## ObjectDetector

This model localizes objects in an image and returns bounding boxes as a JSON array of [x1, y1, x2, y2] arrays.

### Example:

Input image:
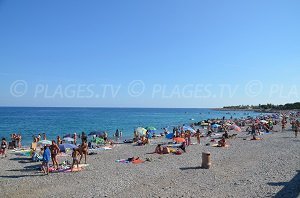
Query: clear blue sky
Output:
[[0, 0, 299, 108]]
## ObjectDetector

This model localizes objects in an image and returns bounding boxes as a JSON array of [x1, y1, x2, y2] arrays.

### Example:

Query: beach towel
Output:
[[49, 167, 83, 173], [132, 159, 144, 164], [116, 159, 130, 163], [212, 144, 230, 148]]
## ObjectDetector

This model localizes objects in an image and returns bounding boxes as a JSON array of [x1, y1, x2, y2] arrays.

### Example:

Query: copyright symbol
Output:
[[245, 80, 263, 97], [128, 80, 145, 97], [10, 80, 28, 97]]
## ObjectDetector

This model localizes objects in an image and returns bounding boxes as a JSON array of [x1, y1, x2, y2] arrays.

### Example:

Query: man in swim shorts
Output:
[[50, 140, 60, 170]]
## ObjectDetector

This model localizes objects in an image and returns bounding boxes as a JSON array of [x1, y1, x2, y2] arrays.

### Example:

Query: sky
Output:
[[0, 0, 300, 108]]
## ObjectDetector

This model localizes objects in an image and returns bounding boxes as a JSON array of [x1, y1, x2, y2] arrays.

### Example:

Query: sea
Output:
[[0, 107, 263, 145]]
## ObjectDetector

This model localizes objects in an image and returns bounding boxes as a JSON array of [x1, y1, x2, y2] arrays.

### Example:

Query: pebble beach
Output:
[[0, 124, 299, 198]]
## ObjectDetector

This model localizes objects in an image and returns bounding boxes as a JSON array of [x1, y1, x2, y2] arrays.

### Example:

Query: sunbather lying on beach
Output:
[[155, 144, 163, 154], [218, 138, 226, 147]]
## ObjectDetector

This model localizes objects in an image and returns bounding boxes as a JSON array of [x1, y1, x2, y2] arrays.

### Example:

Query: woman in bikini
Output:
[[1, 138, 7, 157], [79, 140, 88, 164]]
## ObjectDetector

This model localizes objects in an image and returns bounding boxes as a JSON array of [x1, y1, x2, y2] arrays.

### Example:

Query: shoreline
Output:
[[1, 122, 299, 198]]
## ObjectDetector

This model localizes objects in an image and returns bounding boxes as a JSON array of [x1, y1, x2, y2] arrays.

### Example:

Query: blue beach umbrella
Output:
[[183, 126, 196, 132], [63, 137, 74, 142], [212, 124, 221, 128], [59, 143, 78, 152], [166, 133, 174, 139]]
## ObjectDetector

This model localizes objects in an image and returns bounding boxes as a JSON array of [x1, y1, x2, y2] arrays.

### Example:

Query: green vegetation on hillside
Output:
[[224, 102, 300, 110]]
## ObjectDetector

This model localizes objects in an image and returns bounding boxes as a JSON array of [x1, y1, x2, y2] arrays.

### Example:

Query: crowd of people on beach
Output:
[[1, 111, 299, 175]]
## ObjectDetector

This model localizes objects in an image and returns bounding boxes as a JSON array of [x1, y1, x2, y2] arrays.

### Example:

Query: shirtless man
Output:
[[50, 140, 60, 169]]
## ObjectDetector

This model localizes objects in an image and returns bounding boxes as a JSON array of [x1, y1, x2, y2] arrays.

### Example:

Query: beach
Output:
[[0, 124, 299, 198]]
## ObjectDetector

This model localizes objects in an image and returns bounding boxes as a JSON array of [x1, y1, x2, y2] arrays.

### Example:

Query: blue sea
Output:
[[0, 107, 262, 145]]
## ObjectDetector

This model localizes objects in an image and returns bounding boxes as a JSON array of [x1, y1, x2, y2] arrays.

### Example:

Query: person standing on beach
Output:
[[37, 134, 41, 142], [57, 136, 62, 146], [50, 140, 60, 170], [42, 145, 51, 175], [71, 148, 79, 172], [73, 133, 77, 145], [295, 120, 299, 138], [43, 133, 47, 140], [81, 132, 87, 143], [1, 138, 7, 157], [115, 129, 120, 141], [195, 129, 201, 144], [17, 134, 22, 148], [79, 140, 88, 164]]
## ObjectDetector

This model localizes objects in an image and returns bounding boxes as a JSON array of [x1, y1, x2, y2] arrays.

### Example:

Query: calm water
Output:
[[0, 107, 261, 145]]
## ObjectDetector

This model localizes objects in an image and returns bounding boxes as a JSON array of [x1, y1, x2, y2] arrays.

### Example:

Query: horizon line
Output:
[[0, 105, 223, 109]]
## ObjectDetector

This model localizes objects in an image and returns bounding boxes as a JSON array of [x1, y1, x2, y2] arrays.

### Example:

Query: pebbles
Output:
[[0, 125, 299, 198]]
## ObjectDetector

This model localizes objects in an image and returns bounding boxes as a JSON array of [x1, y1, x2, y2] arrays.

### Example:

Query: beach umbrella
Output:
[[63, 137, 74, 142], [145, 126, 157, 131], [59, 143, 78, 152], [145, 126, 157, 133], [166, 133, 174, 139], [229, 125, 242, 132], [88, 131, 104, 136], [212, 124, 220, 128], [63, 134, 72, 138], [183, 126, 196, 133], [136, 127, 147, 135], [38, 140, 52, 145], [173, 137, 185, 143], [95, 137, 105, 144]]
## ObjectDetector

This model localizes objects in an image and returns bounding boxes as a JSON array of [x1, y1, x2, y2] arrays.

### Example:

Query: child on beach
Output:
[[71, 148, 79, 172]]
